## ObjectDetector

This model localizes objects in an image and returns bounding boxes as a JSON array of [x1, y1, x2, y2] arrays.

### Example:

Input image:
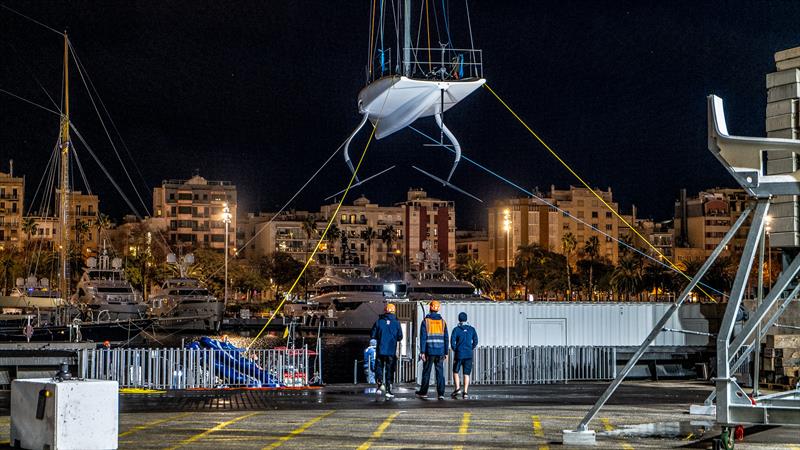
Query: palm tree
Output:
[[324, 223, 340, 264], [301, 214, 318, 260], [561, 232, 577, 300], [455, 258, 493, 293], [21, 217, 38, 240], [583, 235, 600, 300], [381, 225, 396, 263], [301, 214, 317, 298], [73, 220, 90, 247], [611, 255, 644, 301], [515, 245, 547, 300], [93, 213, 112, 243], [361, 226, 377, 267]]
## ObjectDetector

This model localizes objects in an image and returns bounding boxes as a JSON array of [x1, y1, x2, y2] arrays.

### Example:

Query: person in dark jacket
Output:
[[415, 300, 449, 399], [450, 312, 478, 399], [370, 303, 403, 398]]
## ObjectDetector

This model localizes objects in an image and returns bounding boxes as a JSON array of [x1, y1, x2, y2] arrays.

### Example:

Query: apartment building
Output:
[[487, 186, 621, 271], [0, 165, 23, 249], [673, 187, 750, 259], [401, 189, 455, 268], [152, 174, 237, 252]]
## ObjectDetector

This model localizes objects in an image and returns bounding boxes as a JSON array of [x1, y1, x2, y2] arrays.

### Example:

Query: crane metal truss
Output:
[[563, 95, 800, 446]]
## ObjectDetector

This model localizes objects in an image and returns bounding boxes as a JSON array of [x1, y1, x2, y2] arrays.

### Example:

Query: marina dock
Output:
[[0, 381, 797, 448]]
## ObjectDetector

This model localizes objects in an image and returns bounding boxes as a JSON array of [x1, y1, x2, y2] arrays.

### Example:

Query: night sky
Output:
[[2, 1, 800, 230]]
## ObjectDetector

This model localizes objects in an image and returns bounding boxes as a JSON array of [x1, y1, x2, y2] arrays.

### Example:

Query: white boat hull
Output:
[[358, 76, 485, 139]]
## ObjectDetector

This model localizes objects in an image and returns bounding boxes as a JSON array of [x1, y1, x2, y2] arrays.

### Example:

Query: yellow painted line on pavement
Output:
[[532, 415, 548, 450], [120, 412, 191, 438], [263, 410, 334, 449], [600, 418, 634, 449], [453, 412, 472, 450], [357, 411, 401, 450], [163, 412, 260, 450]]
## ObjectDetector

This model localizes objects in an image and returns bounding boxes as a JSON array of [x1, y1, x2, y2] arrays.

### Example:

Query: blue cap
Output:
[[458, 312, 468, 322], [369, 339, 377, 346]]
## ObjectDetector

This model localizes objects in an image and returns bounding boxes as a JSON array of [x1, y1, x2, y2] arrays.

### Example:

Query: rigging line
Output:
[[0, 4, 61, 36], [68, 42, 151, 205], [482, 83, 715, 301], [0, 88, 61, 116], [407, 125, 728, 298], [71, 146, 93, 196], [70, 123, 143, 219], [25, 136, 60, 216], [5, 40, 61, 112], [245, 122, 380, 352], [68, 41, 151, 216], [440, 0, 452, 46], [200, 133, 351, 284], [430, 0, 442, 46], [425, 0, 432, 72], [464, 0, 475, 75], [368, 0, 376, 76]]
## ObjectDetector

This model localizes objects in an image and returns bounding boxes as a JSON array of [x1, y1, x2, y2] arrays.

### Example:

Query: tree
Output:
[[582, 236, 600, 300], [93, 213, 112, 242], [324, 223, 340, 264], [0, 248, 23, 295], [361, 226, 377, 267], [611, 254, 644, 301], [73, 220, 90, 247], [21, 217, 38, 240], [515, 245, 547, 300], [561, 232, 577, 300], [455, 258, 493, 293], [301, 215, 318, 298], [381, 225, 396, 263]]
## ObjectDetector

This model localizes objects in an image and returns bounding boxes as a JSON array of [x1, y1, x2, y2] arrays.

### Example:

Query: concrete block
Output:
[[768, 83, 800, 102], [768, 128, 800, 139], [689, 404, 716, 416], [562, 429, 596, 446], [11, 378, 119, 450], [769, 230, 800, 247], [776, 47, 800, 63], [769, 200, 797, 218], [767, 99, 798, 117], [767, 69, 800, 89], [766, 113, 798, 132], [777, 56, 800, 71], [766, 334, 800, 348], [766, 155, 797, 173]]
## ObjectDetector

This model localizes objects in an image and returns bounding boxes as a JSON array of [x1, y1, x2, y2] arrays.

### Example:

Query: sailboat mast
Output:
[[403, 0, 411, 76], [59, 32, 71, 299]]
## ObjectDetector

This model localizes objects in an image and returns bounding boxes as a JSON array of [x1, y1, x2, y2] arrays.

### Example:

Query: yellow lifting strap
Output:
[[482, 83, 715, 302]]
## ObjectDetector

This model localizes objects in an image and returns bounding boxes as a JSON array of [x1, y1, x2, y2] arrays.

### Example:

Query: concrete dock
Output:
[[0, 381, 798, 449]]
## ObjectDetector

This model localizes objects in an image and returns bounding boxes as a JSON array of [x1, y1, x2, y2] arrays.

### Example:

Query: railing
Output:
[[429, 346, 616, 385], [355, 346, 616, 386], [79, 347, 310, 389], [405, 47, 483, 80]]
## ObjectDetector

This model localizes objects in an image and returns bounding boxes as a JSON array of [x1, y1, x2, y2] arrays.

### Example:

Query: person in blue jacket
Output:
[[450, 312, 478, 399], [415, 300, 449, 399], [363, 339, 377, 384], [370, 303, 403, 398]]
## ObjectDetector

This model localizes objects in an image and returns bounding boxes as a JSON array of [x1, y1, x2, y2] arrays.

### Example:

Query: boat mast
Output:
[[59, 32, 71, 299], [403, 0, 411, 76]]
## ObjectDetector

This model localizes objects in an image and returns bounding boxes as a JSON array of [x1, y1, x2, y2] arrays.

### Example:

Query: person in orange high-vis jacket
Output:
[[415, 300, 449, 399]]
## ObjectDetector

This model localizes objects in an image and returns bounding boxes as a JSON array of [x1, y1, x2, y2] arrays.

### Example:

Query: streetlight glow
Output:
[[503, 208, 511, 300], [222, 202, 232, 307]]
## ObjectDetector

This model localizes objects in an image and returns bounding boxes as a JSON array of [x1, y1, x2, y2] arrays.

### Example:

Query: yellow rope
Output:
[[482, 83, 714, 301], [246, 124, 379, 351]]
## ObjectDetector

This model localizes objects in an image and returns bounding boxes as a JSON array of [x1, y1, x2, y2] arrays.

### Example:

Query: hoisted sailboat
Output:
[[343, 0, 485, 200]]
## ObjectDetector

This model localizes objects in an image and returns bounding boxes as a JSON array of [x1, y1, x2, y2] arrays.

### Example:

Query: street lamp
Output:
[[503, 208, 511, 300], [222, 202, 232, 307]]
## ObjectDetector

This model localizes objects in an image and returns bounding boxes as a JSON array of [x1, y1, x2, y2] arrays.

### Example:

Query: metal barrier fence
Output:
[[79, 347, 310, 389], [355, 346, 616, 386], [432, 346, 616, 385]]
